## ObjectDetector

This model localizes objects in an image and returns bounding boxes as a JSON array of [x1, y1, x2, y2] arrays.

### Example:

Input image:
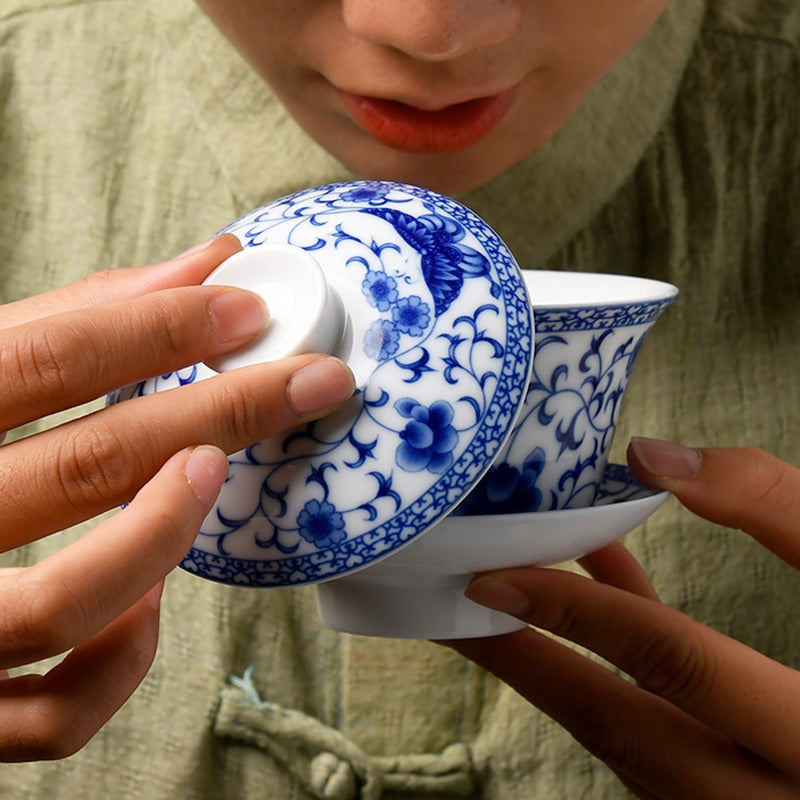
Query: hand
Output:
[[0, 236, 355, 761], [447, 439, 800, 799]]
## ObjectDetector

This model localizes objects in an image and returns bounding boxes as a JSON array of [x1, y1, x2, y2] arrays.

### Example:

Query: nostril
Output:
[[342, 1, 456, 60]]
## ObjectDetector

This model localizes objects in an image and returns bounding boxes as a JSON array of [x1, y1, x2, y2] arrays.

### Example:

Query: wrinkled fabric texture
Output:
[[215, 668, 475, 799], [0, 0, 798, 797]]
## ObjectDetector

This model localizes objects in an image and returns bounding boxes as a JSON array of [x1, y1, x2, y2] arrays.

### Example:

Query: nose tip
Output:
[[342, 0, 522, 62]]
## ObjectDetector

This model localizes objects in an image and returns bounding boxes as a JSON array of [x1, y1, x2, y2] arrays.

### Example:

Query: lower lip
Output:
[[336, 87, 518, 153]]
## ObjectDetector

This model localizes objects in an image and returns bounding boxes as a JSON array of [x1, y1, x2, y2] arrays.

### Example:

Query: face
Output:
[[196, 0, 671, 193]]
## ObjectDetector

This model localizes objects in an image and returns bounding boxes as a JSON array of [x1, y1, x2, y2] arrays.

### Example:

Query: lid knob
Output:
[[203, 244, 346, 372]]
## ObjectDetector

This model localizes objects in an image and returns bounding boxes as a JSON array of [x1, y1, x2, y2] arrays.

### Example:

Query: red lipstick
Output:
[[336, 87, 518, 153]]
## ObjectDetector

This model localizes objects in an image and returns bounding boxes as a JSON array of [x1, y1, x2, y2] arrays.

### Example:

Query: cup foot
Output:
[[315, 573, 526, 639]]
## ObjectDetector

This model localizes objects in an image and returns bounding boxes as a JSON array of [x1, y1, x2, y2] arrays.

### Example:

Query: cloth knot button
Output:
[[213, 668, 475, 799]]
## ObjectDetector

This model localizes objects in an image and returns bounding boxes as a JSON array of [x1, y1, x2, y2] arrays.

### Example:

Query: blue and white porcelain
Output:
[[454, 271, 678, 515], [110, 181, 534, 587], [316, 463, 670, 639]]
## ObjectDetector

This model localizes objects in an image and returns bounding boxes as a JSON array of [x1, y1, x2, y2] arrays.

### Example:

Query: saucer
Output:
[[314, 463, 670, 639]]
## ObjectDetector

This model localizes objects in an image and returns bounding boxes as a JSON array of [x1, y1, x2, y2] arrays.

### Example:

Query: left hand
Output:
[[0, 237, 356, 760], [447, 439, 800, 799]]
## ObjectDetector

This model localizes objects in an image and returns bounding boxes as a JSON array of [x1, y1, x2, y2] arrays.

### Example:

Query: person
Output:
[[0, 0, 797, 797]]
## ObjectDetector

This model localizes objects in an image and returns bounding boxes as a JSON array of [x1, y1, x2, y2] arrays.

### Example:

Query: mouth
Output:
[[335, 86, 519, 153]]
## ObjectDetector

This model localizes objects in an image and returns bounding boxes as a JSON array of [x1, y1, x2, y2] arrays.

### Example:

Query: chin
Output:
[[344, 150, 518, 195], [326, 131, 533, 195]]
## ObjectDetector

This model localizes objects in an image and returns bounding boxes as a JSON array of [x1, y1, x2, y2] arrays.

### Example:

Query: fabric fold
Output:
[[214, 668, 475, 800]]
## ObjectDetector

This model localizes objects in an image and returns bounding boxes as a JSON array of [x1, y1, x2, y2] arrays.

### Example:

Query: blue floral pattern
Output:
[[297, 500, 346, 547], [454, 449, 546, 515], [362, 270, 399, 311], [395, 398, 459, 474], [391, 295, 431, 336], [363, 319, 400, 361], [461, 295, 674, 514], [110, 181, 534, 586]]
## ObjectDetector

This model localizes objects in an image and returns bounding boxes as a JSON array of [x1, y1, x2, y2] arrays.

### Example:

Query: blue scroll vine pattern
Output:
[[455, 299, 671, 516], [110, 182, 530, 582]]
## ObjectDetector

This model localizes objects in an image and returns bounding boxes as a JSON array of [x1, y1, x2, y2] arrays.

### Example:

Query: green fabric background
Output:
[[0, 0, 798, 797]]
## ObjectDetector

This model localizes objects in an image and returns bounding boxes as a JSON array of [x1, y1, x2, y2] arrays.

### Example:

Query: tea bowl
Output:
[[454, 270, 678, 516], [109, 181, 535, 587]]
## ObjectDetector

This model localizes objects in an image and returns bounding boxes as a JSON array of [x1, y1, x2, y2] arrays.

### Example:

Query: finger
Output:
[[450, 628, 795, 799], [0, 588, 163, 761], [0, 355, 355, 550], [464, 567, 800, 780], [577, 541, 660, 601], [0, 445, 227, 669], [0, 283, 268, 431], [628, 439, 800, 569], [0, 234, 242, 330]]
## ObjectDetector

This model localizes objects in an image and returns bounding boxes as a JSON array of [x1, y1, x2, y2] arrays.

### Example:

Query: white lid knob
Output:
[[203, 244, 346, 372]]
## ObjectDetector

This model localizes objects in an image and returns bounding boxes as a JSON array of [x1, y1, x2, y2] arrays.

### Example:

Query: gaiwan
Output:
[[109, 181, 535, 587]]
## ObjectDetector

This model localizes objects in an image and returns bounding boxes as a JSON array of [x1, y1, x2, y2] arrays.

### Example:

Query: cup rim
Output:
[[523, 269, 679, 309]]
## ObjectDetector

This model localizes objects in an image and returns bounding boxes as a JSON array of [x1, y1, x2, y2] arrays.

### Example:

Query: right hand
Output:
[[0, 235, 355, 761], [449, 443, 800, 799]]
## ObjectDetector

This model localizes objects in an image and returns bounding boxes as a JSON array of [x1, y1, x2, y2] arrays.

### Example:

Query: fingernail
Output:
[[184, 445, 230, 504], [465, 576, 529, 617], [144, 580, 165, 611], [287, 357, 355, 415], [629, 437, 701, 481], [208, 289, 269, 343]]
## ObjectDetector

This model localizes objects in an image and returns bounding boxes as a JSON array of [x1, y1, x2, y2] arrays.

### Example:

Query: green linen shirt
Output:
[[0, 1, 798, 798]]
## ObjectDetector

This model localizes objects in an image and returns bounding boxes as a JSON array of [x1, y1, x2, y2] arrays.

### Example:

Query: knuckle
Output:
[[740, 448, 796, 514], [133, 292, 196, 357], [540, 593, 593, 646], [632, 626, 715, 711], [53, 422, 144, 508], [212, 380, 266, 446], [1, 577, 84, 661], [1, 327, 72, 402], [134, 501, 194, 557], [72, 267, 118, 300], [0, 319, 110, 413]]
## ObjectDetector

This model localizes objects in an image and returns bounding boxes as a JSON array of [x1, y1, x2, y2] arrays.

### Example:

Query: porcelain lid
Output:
[[120, 182, 535, 586]]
